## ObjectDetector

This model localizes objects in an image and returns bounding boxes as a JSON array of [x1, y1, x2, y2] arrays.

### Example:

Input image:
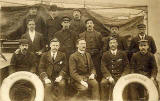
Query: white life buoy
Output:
[[0, 71, 44, 101], [113, 73, 159, 101]]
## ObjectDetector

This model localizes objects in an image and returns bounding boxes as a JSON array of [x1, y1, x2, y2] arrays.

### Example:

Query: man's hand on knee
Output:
[[80, 80, 88, 88]]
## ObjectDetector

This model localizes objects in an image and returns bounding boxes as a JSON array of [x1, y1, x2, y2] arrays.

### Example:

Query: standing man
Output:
[[69, 38, 100, 100], [54, 16, 77, 60], [7, 5, 46, 40], [9, 39, 36, 101], [130, 24, 157, 56], [79, 19, 103, 82], [130, 40, 158, 100], [46, 5, 62, 43], [39, 38, 67, 101], [103, 25, 128, 52], [21, 19, 45, 55], [70, 8, 85, 38], [100, 37, 129, 101]]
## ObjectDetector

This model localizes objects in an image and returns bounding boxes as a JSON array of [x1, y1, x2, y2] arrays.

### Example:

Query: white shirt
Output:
[[111, 49, 117, 55], [78, 49, 85, 56], [29, 30, 35, 42], [51, 51, 57, 60], [139, 34, 145, 40]]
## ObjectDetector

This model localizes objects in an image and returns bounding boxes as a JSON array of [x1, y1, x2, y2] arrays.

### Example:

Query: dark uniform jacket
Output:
[[103, 34, 128, 52], [129, 35, 157, 54], [9, 51, 36, 73], [130, 51, 157, 78], [7, 14, 46, 40], [46, 16, 62, 42], [39, 51, 67, 80], [54, 29, 77, 58], [70, 19, 85, 37], [21, 31, 45, 53], [79, 30, 103, 56], [69, 51, 96, 82], [101, 50, 129, 80]]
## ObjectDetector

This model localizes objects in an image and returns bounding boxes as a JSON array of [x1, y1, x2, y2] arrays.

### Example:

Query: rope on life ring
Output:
[[113, 73, 159, 101], [0, 71, 44, 101]]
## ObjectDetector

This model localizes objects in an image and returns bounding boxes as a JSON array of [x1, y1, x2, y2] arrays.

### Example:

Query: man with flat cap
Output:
[[54, 16, 77, 60], [39, 38, 67, 101], [100, 37, 129, 101], [9, 39, 37, 101], [79, 18, 103, 82], [130, 39, 158, 100], [7, 5, 46, 40], [103, 25, 128, 52], [129, 24, 157, 57], [70, 8, 86, 38], [46, 5, 62, 44]]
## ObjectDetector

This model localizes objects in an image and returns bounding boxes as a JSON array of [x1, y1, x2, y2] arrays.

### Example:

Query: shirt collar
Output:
[[78, 49, 85, 55], [110, 49, 117, 55], [29, 30, 35, 35], [51, 51, 57, 59], [139, 34, 145, 39]]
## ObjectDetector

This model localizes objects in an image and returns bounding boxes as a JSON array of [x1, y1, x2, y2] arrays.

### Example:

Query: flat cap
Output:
[[85, 18, 93, 24], [49, 5, 57, 11], [19, 39, 29, 44], [50, 37, 60, 43], [73, 8, 81, 13], [61, 16, 71, 22], [108, 36, 117, 41], [138, 39, 148, 44], [137, 24, 146, 29], [29, 5, 38, 9]]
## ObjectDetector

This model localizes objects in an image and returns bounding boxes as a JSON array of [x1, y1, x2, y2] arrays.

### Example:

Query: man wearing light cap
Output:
[[70, 8, 85, 37], [54, 16, 77, 60], [129, 24, 157, 57], [46, 5, 62, 43], [130, 39, 158, 100]]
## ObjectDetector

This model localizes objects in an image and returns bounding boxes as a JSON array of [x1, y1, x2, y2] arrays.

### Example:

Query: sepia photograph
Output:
[[0, 0, 160, 101]]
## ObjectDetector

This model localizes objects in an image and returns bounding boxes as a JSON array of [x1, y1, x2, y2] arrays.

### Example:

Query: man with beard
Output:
[[130, 40, 158, 100], [70, 9, 85, 38], [54, 16, 77, 60], [100, 37, 129, 101], [9, 39, 36, 101], [9, 39, 36, 74], [103, 25, 128, 52], [79, 19, 103, 82], [129, 24, 157, 56], [7, 5, 46, 40], [69, 38, 100, 100], [39, 38, 67, 101], [46, 5, 62, 44]]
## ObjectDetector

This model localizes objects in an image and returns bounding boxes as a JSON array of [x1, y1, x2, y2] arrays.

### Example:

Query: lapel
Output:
[[32, 32, 38, 44], [47, 51, 54, 64], [53, 51, 62, 64], [25, 32, 32, 44]]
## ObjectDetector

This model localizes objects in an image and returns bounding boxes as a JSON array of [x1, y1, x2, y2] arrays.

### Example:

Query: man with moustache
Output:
[[79, 19, 103, 82], [54, 16, 77, 60], [7, 5, 46, 40], [103, 25, 128, 52], [39, 38, 67, 101], [130, 24, 157, 56], [69, 38, 100, 100], [9, 39, 36, 101], [46, 5, 62, 43], [100, 37, 129, 101], [70, 9, 85, 38], [130, 40, 158, 100]]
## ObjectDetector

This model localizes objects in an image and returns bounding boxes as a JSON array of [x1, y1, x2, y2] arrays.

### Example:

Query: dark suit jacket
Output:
[[129, 35, 157, 54], [101, 50, 129, 80], [69, 51, 96, 82], [21, 31, 45, 53], [130, 51, 157, 78], [39, 51, 67, 80]]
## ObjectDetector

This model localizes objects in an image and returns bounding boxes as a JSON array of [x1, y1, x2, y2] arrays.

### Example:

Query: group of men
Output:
[[8, 4, 158, 101]]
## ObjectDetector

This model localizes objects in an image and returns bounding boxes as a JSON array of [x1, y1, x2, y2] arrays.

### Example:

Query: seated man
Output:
[[100, 37, 129, 101], [38, 38, 67, 101], [69, 38, 100, 100], [9, 39, 37, 101], [130, 39, 158, 100]]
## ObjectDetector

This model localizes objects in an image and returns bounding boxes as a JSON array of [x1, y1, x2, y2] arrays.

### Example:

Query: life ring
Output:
[[0, 71, 44, 101], [113, 73, 159, 101]]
